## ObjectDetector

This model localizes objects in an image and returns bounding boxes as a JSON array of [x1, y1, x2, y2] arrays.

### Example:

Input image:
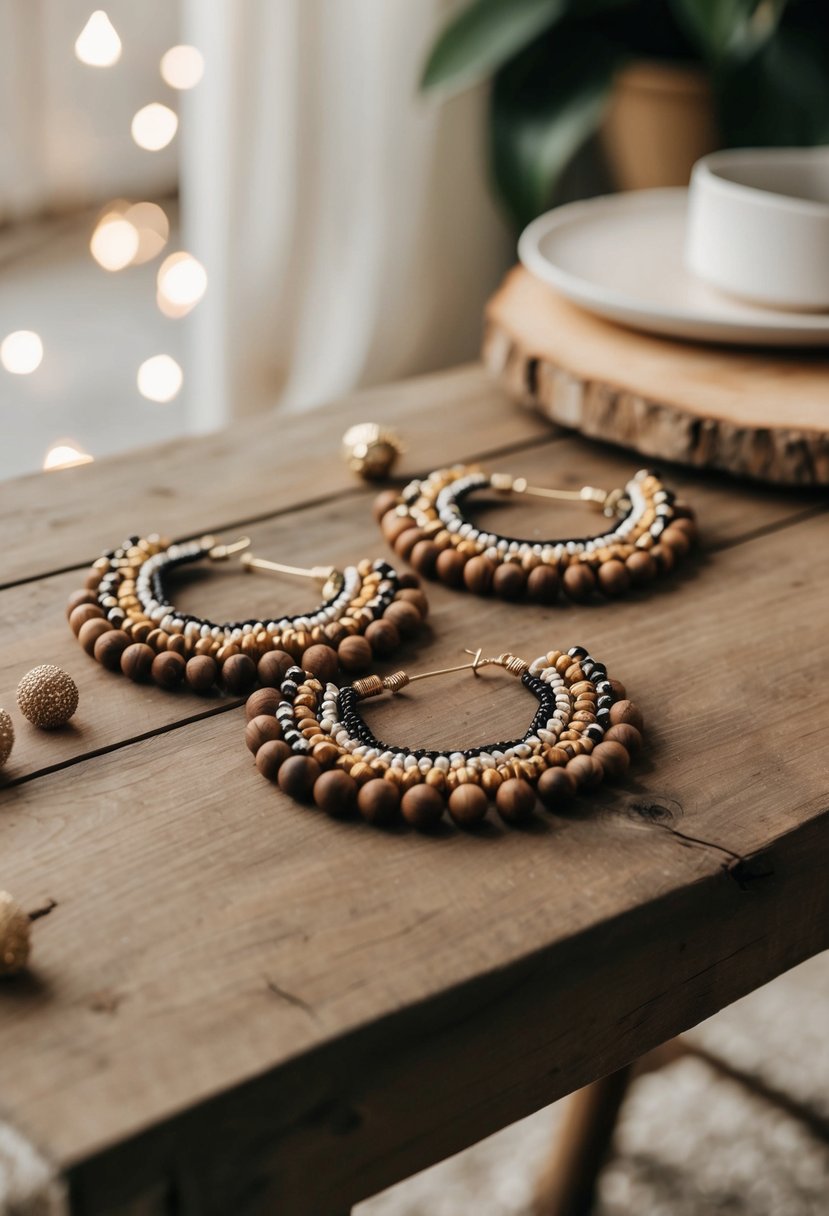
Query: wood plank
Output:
[[0, 434, 818, 784], [0, 365, 551, 587], [0, 511, 827, 1216], [484, 267, 829, 485]]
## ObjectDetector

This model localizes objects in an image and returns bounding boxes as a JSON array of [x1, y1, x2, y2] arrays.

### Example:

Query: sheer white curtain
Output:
[[179, 0, 512, 429]]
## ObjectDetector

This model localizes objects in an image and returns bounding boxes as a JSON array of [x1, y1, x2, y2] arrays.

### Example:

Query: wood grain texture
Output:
[[483, 267, 829, 486], [0, 365, 826, 1216]]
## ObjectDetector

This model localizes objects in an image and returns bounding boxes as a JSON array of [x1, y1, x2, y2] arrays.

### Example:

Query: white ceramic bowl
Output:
[[685, 147, 829, 311]]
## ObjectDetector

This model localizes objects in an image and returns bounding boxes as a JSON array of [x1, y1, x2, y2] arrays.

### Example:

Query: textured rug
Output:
[[358, 952, 829, 1216]]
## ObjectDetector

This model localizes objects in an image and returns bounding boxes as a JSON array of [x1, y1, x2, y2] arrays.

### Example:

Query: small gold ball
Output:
[[0, 891, 30, 977], [0, 709, 13, 769], [341, 422, 403, 481], [17, 664, 79, 729]]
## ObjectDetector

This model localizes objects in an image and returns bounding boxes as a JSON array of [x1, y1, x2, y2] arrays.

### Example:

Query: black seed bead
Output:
[[595, 680, 612, 696], [582, 660, 595, 677], [597, 695, 613, 711], [584, 724, 604, 742], [286, 666, 305, 682], [568, 646, 588, 659], [597, 709, 611, 727]]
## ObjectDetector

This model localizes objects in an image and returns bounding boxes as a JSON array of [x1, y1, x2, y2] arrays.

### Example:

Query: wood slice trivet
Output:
[[482, 266, 829, 486]]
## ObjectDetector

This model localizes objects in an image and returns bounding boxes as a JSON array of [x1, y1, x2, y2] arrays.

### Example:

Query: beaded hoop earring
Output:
[[373, 466, 696, 602], [66, 533, 428, 696], [245, 644, 643, 831]]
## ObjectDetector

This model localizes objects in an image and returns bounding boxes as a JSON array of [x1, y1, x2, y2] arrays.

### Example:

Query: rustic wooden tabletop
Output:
[[1, 365, 827, 1215]]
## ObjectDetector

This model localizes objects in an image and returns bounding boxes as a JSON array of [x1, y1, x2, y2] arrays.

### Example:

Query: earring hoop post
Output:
[[240, 553, 336, 582]]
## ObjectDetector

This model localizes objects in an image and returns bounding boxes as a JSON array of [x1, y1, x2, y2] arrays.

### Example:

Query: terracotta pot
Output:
[[599, 61, 719, 191]]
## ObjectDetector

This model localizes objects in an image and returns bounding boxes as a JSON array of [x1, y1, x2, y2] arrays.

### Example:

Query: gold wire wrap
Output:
[[498, 653, 529, 676], [353, 675, 385, 699], [383, 671, 411, 694]]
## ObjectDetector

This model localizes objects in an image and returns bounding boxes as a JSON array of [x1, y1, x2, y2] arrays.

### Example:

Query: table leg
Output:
[[532, 1065, 634, 1216]]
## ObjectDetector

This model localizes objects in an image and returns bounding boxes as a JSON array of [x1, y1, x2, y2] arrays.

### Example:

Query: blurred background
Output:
[[3, 0, 826, 482]]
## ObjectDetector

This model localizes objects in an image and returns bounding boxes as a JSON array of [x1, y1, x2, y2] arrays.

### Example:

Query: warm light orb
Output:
[[157, 252, 207, 315], [131, 103, 178, 151], [125, 202, 169, 264], [90, 214, 139, 271], [74, 11, 121, 67], [137, 355, 183, 402], [43, 442, 94, 471], [160, 45, 204, 90], [1, 330, 43, 375]]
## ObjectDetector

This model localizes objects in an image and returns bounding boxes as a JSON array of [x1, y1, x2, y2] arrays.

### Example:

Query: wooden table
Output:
[[1, 365, 827, 1215]]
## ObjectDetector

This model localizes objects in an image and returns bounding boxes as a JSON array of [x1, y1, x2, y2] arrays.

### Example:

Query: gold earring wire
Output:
[[240, 553, 336, 582], [352, 648, 523, 700], [490, 474, 629, 514], [207, 536, 252, 561]]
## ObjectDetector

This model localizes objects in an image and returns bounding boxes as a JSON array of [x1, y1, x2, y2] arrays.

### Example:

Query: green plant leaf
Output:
[[421, 0, 567, 94], [491, 31, 621, 229], [717, 26, 829, 144], [670, 0, 788, 63]]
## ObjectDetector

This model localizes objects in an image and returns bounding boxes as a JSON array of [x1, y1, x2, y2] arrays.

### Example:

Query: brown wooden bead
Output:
[[383, 600, 421, 639], [435, 547, 467, 588], [365, 618, 400, 659], [605, 723, 643, 753], [670, 516, 697, 539], [245, 714, 283, 754], [257, 650, 294, 688], [93, 629, 129, 671], [650, 543, 674, 573], [373, 489, 400, 523], [495, 778, 535, 824], [358, 778, 400, 825], [463, 555, 495, 596], [609, 699, 644, 732], [448, 784, 489, 828], [660, 526, 691, 558], [300, 644, 339, 683], [66, 589, 97, 619], [120, 642, 155, 682], [69, 603, 104, 636], [626, 550, 656, 585], [492, 563, 527, 601], [256, 739, 292, 781], [277, 755, 321, 800], [608, 677, 627, 701], [151, 650, 186, 689], [397, 572, 421, 590], [222, 653, 257, 694], [527, 565, 560, 604], [338, 634, 372, 673], [167, 634, 187, 657], [78, 617, 111, 656], [313, 769, 358, 817], [592, 741, 630, 780], [394, 527, 425, 561], [566, 754, 603, 789], [245, 687, 282, 721], [396, 587, 429, 617], [400, 783, 445, 830], [186, 654, 218, 692], [597, 559, 630, 597], [409, 539, 440, 578], [381, 510, 416, 544], [562, 563, 596, 602], [131, 621, 153, 644], [537, 767, 577, 808]]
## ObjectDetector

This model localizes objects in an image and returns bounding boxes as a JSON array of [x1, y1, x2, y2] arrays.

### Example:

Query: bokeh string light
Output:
[[90, 212, 139, 271], [156, 252, 207, 317], [137, 355, 183, 403], [1, 331, 44, 375], [160, 45, 205, 90], [43, 442, 94, 471], [131, 103, 178, 152], [74, 11, 121, 67]]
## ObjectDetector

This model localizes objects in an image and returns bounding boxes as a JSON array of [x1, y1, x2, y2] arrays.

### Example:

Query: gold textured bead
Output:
[[0, 891, 30, 977], [0, 709, 14, 769], [342, 422, 403, 481], [17, 665, 79, 729]]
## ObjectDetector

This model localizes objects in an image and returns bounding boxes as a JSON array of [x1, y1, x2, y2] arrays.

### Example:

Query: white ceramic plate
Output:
[[518, 189, 829, 346]]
